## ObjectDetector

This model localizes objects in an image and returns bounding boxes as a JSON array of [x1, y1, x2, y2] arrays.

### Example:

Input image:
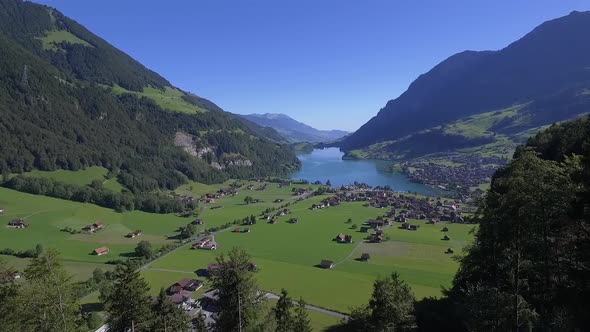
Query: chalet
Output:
[[126, 230, 143, 238], [369, 233, 384, 243], [191, 219, 204, 225], [170, 278, 204, 292], [335, 233, 346, 242], [360, 253, 370, 262], [320, 260, 334, 269], [344, 235, 353, 243], [93, 247, 109, 256], [8, 219, 28, 228], [193, 238, 217, 250], [365, 220, 384, 229], [269, 217, 277, 224], [401, 222, 410, 230], [83, 221, 105, 233], [442, 226, 449, 232]]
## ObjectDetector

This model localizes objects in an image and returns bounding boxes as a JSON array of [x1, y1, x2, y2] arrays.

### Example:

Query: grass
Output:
[[41, 29, 92, 50], [22, 166, 124, 192], [0, 180, 475, 327], [110, 84, 207, 114], [0, 187, 188, 278]]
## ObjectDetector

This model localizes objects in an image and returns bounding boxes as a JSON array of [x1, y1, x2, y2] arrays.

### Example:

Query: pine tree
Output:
[[192, 312, 208, 332], [104, 262, 152, 331], [368, 272, 415, 331], [211, 247, 263, 332], [151, 288, 189, 331], [292, 297, 312, 332], [19, 249, 82, 332], [273, 289, 293, 332]]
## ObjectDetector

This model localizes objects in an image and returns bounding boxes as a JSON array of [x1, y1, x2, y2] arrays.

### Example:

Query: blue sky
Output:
[[37, 0, 590, 131]]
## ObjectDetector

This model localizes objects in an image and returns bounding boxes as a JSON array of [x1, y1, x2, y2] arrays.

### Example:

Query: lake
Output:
[[290, 148, 442, 195]]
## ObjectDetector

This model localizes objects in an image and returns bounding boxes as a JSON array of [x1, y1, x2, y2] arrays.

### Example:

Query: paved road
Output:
[[264, 292, 348, 319]]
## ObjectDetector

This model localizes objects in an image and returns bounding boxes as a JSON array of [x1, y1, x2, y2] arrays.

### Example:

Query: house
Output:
[[335, 233, 346, 242], [288, 218, 298, 224], [360, 226, 370, 233], [0, 208, 4, 214], [93, 247, 109, 256], [320, 260, 334, 269], [192, 238, 217, 250], [191, 219, 204, 225], [409, 225, 419, 231], [369, 233, 384, 243], [344, 235, 353, 243], [84, 221, 105, 233], [170, 278, 204, 293], [360, 253, 370, 262], [8, 219, 28, 228], [94, 221, 105, 230], [126, 230, 143, 238], [446, 248, 454, 254]]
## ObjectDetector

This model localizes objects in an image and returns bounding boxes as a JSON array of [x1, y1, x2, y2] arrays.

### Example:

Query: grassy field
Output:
[[0, 181, 474, 329], [110, 84, 207, 114], [41, 29, 92, 50], [22, 166, 124, 192]]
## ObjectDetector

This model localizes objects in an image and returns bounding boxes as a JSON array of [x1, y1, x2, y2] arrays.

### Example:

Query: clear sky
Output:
[[36, 0, 590, 131]]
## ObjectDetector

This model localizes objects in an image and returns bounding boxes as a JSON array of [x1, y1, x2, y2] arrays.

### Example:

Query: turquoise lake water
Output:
[[289, 148, 441, 195]]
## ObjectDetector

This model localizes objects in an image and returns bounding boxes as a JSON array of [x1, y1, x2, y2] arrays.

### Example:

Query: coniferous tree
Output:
[[273, 289, 293, 332], [150, 287, 190, 331], [292, 297, 312, 332], [192, 312, 208, 332], [104, 262, 152, 331], [211, 247, 264, 332], [19, 249, 82, 332]]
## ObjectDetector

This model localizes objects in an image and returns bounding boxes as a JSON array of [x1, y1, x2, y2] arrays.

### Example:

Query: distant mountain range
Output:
[[238, 113, 349, 143], [340, 11, 590, 160]]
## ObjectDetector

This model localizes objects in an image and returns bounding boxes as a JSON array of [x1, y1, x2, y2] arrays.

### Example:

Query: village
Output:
[[398, 155, 508, 198]]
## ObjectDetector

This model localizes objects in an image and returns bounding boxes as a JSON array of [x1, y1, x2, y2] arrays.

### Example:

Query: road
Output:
[[264, 292, 349, 319]]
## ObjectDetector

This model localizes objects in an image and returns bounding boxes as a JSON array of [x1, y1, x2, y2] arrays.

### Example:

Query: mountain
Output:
[[0, 0, 299, 193], [238, 113, 349, 143], [340, 11, 590, 159]]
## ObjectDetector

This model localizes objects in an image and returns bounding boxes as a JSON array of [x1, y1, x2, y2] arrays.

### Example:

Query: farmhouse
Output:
[[360, 226, 370, 233], [168, 278, 203, 294], [93, 247, 109, 256], [335, 233, 345, 242], [344, 235, 353, 243], [320, 260, 334, 269], [360, 253, 370, 261], [192, 238, 217, 250], [8, 219, 28, 228], [126, 230, 143, 238], [83, 221, 105, 233]]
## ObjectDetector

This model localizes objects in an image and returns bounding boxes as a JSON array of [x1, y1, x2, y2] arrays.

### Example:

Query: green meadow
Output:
[[0, 181, 474, 329], [110, 84, 207, 114], [22, 166, 124, 192], [41, 29, 92, 50]]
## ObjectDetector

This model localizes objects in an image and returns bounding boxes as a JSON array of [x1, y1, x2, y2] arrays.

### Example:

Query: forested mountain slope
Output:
[[416, 117, 590, 330], [340, 11, 590, 158], [0, 0, 299, 193]]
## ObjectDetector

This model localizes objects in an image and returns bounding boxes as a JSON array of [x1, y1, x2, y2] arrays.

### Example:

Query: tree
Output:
[[273, 289, 293, 332], [135, 240, 154, 259], [34, 243, 44, 257], [292, 297, 312, 332], [346, 218, 352, 224], [192, 312, 208, 331], [249, 215, 257, 225], [150, 288, 189, 331], [211, 247, 264, 332], [85, 312, 102, 330], [0, 259, 20, 331], [325, 180, 331, 187], [244, 196, 254, 205], [19, 249, 82, 332], [346, 272, 415, 331], [351, 224, 358, 229], [181, 224, 198, 239], [104, 262, 152, 331]]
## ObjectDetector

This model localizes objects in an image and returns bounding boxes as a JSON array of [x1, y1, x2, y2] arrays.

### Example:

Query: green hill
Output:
[[0, 0, 299, 194]]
